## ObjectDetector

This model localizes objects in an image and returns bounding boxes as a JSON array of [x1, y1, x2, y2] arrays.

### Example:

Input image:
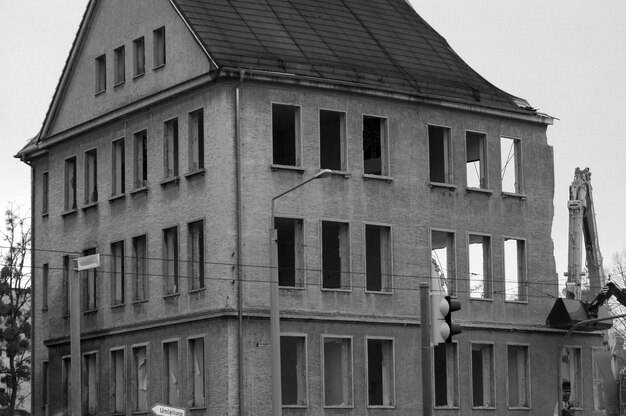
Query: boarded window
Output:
[[63, 255, 70, 315], [504, 238, 526, 301], [272, 104, 300, 166], [508, 345, 530, 408], [95, 54, 106, 93], [82, 248, 97, 311], [163, 227, 179, 295], [163, 341, 180, 405], [83, 352, 98, 416], [321, 221, 350, 289], [468, 234, 491, 299], [111, 241, 125, 305], [111, 348, 125, 413], [133, 37, 145, 76], [132, 346, 148, 411], [114, 45, 125, 85], [64, 157, 77, 210], [112, 138, 125, 196], [367, 338, 394, 407], [42, 263, 49, 309], [189, 109, 204, 171], [365, 224, 391, 292], [428, 125, 452, 184], [164, 119, 179, 179], [84, 149, 98, 204], [275, 217, 304, 287], [466, 131, 487, 188], [189, 337, 205, 407], [132, 235, 147, 301], [431, 230, 456, 295], [434, 343, 458, 407], [62, 356, 71, 414], [42, 171, 49, 215], [363, 116, 387, 175], [281, 336, 307, 406], [320, 110, 346, 171], [323, 337, 353, 407], [471, 343, 494, 408], [501, 137, 522, 193], [188, 221, 205, 290], [134, 130, 148, 188], [153, 27, 166, 68]]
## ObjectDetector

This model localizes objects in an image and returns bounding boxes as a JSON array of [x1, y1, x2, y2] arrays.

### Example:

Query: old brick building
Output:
[[17, 0, 604, 415]]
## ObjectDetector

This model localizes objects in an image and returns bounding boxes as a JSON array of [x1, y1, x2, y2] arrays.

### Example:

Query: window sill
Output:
[[282, 405, 308, 409], [133, 72, 145, 80], [505, 299, 529, 304], [188, 287, 206, 294], [434, 406, 460, 410], [365, 289, 393, 295], [130, 186, 149, 196], [507, 406, 531, 411], [109, 194, 126, 203], [279, 285, 306, 291], [323, 405, 354, 409], [363, 174, 393, 182], [428, 181, 456, 189], [160, 176, 180, 187], [367, 405, 396, 409], [61, 209, 78, 217], [41, 307, 49, 312], [42, 211, 49, 218], [185, 168, 206, 179], [95, 90, 105, 97], [83, 308, 98, 316], [132, 299, 149, 305], [113, 81, 125, 88], [132, 412, 150, 416], [188, 406, 208, 411], [321, 287, 352, 293], [270, 164, 306, 173], [153, 63, 166, 71], [502, 192, 527, 200], [63, 314, 70, 319], [469, 296, 493, 302], [110, 303, 125, 309], [472, 406, 496, 410], [163, 293, 180, 300], [82, 202, 98, 211], [327, 170, 351, 178], [466, 187, 493, 195]]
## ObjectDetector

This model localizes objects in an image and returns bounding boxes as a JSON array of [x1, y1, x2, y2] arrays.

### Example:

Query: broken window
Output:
[[163, 227, 179, 295], [275, 217, 304, 288], [501, 137, 522, 193], [320, 110, 346, 171], [42, 171, 49, 215], [164, 119, 179, 179], [323, 336, 353, 407], [82, 352, 98, 416], [132, 345, 148, 411], [189, 337, 205, 407], [431, 230, 456, 295], [95, 54, 106, 93], [42, 263, 48, 310], [365, 224, 391, 292], [508, 344, 530, 408], [466, 131, 487, 188], [363, 116, 388, 175], [82, 248, 97, 311], [134, 130, 148, 188], [471, 343, 494, 408], [63, 255, 70, 315], [132, 234, 147, 301], [321, 221, 350, 290], [111, 348, 125, 413], [153, 27, 166, 68], [434, 343, 459, 408], [64, 157, 76, 211], [62, 356, 71, 414], [281, 335, 307, 406], [272, 104, 300, 166], [367, 338, 395, 407], [428, 125, 452, 184], [504, 238, 526, 301], [189, 109, 204, 171], [163, 341, 180, 405], [111, 241, 125, 305], [188, 220, 205, 290], [84, 148, 98, 204], [468, 234, 491, 299], [133, 37, 145, 77], [112, 138, 125, 196], [114, 45, 125, 85]]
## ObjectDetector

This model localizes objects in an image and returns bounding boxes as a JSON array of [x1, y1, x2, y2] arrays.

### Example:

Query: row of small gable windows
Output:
[[94, 26, 165, 94], [271, 104, 524, 194]]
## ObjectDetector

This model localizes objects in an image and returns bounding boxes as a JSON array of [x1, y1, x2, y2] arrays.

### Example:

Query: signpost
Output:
[[151, 404, 186, 416]]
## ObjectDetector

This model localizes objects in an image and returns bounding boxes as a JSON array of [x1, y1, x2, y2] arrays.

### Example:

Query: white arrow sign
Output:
[[151, 404, 185, 416]]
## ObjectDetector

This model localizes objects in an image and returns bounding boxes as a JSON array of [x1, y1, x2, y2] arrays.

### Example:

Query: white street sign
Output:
[[76, 253, 100, 271], [151, 404, 185, 416]]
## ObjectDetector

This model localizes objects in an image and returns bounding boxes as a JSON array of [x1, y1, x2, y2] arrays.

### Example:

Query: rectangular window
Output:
[[132, 345, 148, 411], [508, 345, 530, 408], [365, 224, 392, 292], [42, 361, 49, 409], [501, 137, 522, 193], [188, 337, 205, 407], [62, 356, 71, 414], [111, 348, 125, 413], [272, 104, 300, 166], [434, 343, 459, 407], [504, 238, 527, 301], [367, 338, 395, 407], [188, 221, 205, 291], [83, 352, 98, 416], [163, 227, 179, 295], [275, 217, 304, 288], [64, 157, 77, 211], [189, 109, 204, 171], [363, 116, 388, 176], [320, 110, 346, 171], [323, 336, 353, 407], [164, 119, 179, 179], [468, 234, 492, 299], [114, 45, 125, 85], [163, 341, 180, 405], [134, 130, 148, 188], [63, 255, 70, 315], [133, 37, 145, 77], [321, 221, 350, 290], [281, 335, 307, 407], [153, 27, 166, 68], [466, 131, 487, 188], [42, 263, 49, 310], [471, 343, 495, 408], [111, 241, 125, 305], [112, 138, 125, 196], [428, 125, 452, 184], [95, 54, 106, 93], [431, 230, 456, 295], [82, 248, 97, 311], [84, 148, 98, 204], [132, 235, 148, 301], [42, 171, 49, 215]]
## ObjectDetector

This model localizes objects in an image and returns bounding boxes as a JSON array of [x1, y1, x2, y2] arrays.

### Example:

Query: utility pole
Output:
[[420, 283, 432, 416]]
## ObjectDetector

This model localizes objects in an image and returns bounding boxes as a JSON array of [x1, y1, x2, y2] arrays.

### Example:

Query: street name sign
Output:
[[151, 404, 185, 416]]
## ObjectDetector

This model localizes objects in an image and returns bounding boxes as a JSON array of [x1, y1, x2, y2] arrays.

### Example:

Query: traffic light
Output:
[[431, 294, 462, 344], [443, 295, 462, 343]]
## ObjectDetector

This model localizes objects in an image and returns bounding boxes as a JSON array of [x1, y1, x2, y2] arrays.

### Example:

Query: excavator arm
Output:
[[587, 282, 626, 319]]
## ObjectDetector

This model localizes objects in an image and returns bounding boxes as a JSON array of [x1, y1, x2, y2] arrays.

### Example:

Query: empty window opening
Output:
[[111, 349, 125, 413], [367, 338, 394, 407], [42, 263, 49, 309], [95, 54, 106, 93], [322, 221, 350, 289], [188, 220, 205, 290], [114, 46, 125, 85], [434, 343, 459, 407], [42, 171, 49, 215], [275, 217, 304, 287], [132, 235, 147, 301], [153, 27, 166, 68], [111, 241, 125, 305], [42, 361, 49, 409], [363, 116, 387, 175], [189, 109, 204, 171], [163, 227, 179, 295], [592, 351, 606, 411], [164, 119, 179, 179], [82, 248, 97, 311], [428, 125, 452, 184], [112, 138, 125, 196], [508, 345, 530, 408], [64, 157, 76, 211], [85, 149, 98, 204], [323, 337, 353, 407], [63, 255, 70, 315], [133, 37, 145, 77], [62, 356, 71, 414], [189, 337, 205, 407], [471, 343, 494, 408], [431, 230, 456, 295], [132, 346, 148, 411], [83, 352, 98, 416], [504, 238, 526, 301], [501, 137, 522, 193], [466, 131, 487, 188], [281, 336, 307, 406], [320, 110, 346, 171], [134, 130, 148, 188], [272, 104, 300, 166], [163, 341, 180, 405], [469, 235, 491, 299], [365, 224, 391, 292]]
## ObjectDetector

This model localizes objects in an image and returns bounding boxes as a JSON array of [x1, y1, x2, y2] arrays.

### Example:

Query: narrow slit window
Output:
[[323, 337, 353, 407], [164, 119, 179, 179], [134, 130, 148, 188], [64, 157, 77, 211], [508, 345, 531, 408], [321, 221, 350, 290], [132, 235, 147, 301], [111, 241, 125, 305], [132, 346, 148, 411], [466, 131, 487, 188], [281, 336, 307, 406], [42, 171, 49, 215], [63, 255, 70, 315], [471, 343, 495, 408], [188, 220, 205, 290], [95, 54, 106, 93], [85, 149, 98, 204], [189, 337, 205, 407], [431, 230, 456, 295], [111, 348, 125, 413], [133, 37, 145, 77], [275, 217, 304, 288], [434, 343, 459, 407], [112, 138, 125, 196], [42, 361, 49, 409], [272, 104, 300, 166], [363, 116, 388, 176], [42, 263, 49, 310], [82, 248, 97, 311], [62, 357, 71, 414], [114, 45, 125, 85], [320, 110, 346, 171], [83, 352, 98, 416], [163, 341, 179, 405], [153, 27, 166, 68], [163, 227, 179, 295], [428, 125, 452, 184], [501, 137, 522, 193], [468, 234, 491, 299], [189, 109, 204, 171], [504, 238, 526, 301], [367, 338, 395, 407], [365, 224, 391, 292]]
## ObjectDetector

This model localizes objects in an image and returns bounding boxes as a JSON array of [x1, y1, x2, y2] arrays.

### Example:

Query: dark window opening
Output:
[[322, 221, 349, 289], [163, 227, 179, 294], [363, 116, 385, 175], [367, 339, 394, 406], [153, 27, 166, 68], [428, 125, 451, 183], [281, 336, 307, 406], [365, 224, 391, 292], [188, 220, 205, 290], [320, 110, 345, 171], [114, 46, 125, 85], [133, 37, 145, 76], [95, 54, 106, 93], [189, 109, 204, 171], [276, 217, 303, 287], [272, 104, 299, 166], [164, 119, 179, 179], [82, 248, 97, 311], [85, 149, 98, 204], [134, 130, 148, 188]]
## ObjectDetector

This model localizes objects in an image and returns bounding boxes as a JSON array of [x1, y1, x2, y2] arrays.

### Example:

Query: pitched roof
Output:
[[173, 0, 535, 114]]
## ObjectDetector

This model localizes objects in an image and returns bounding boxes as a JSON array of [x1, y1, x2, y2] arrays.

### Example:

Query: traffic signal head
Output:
[[444, 295, 462, 343], [431, 294, 449, 345]]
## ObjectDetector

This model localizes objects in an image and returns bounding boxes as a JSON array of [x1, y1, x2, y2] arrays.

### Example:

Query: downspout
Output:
[[28, 161, 36, 412]]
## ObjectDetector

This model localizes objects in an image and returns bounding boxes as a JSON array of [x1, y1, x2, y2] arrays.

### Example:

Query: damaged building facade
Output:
[[18, 0, 605, 415]]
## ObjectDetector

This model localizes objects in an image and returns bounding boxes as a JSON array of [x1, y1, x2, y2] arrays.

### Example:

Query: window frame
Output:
[[430, 228, 457, 296], [362, 114, 390, 177], [82, 248, 98, 312], [42, 170, 49, 215], [319, 109, 347, 172], [187, 219, 205, 292], [110, 346, 126, 414], [84, 147, 98, 206], [465, 129, 489, 190], [62, 355, 71, 414], [64, 156, 77, 212], [188, 335, 207, 409], [500, 136, 524, 195], [321, 334, 354, 408], [153, 26, 166, 69], [274, 216, 305, 289], [503, 236, 528, 303], [113, 45, 125, 86], [110, 240, 125, 306], [131, 343, 150, 412], [271, 103, 302, 168], [163, 226, 179, 296], [42, 263, 49, 310], [132, 36, 145, 78], [506, 343, 532, 409], [432, 341, 460, 409], [95, 54, 106, 94], [188, 108, 205, 173], [363, 222, 393, 294], [467, 232, 493, 301], [162, 338, 181, 406], [111, 137, 126, 197], [133, 129, 148, 190], [470, 341, 496, 409], [132, 234, 148, 302], [162, 118, 179, 182], [320, 219, 351, 292], [365, 336, 396, 408], [280, 332, 309, 408], [42, 360, 49, 411], [82, 350, 99, 416], [427, 124, 454, 187]]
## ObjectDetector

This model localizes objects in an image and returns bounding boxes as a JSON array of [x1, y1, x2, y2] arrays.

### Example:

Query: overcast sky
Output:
[[1, 1, 625, 287]]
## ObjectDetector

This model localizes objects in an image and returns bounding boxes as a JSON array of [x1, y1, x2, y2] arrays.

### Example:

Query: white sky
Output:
[[1, 1, 625, 286]]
